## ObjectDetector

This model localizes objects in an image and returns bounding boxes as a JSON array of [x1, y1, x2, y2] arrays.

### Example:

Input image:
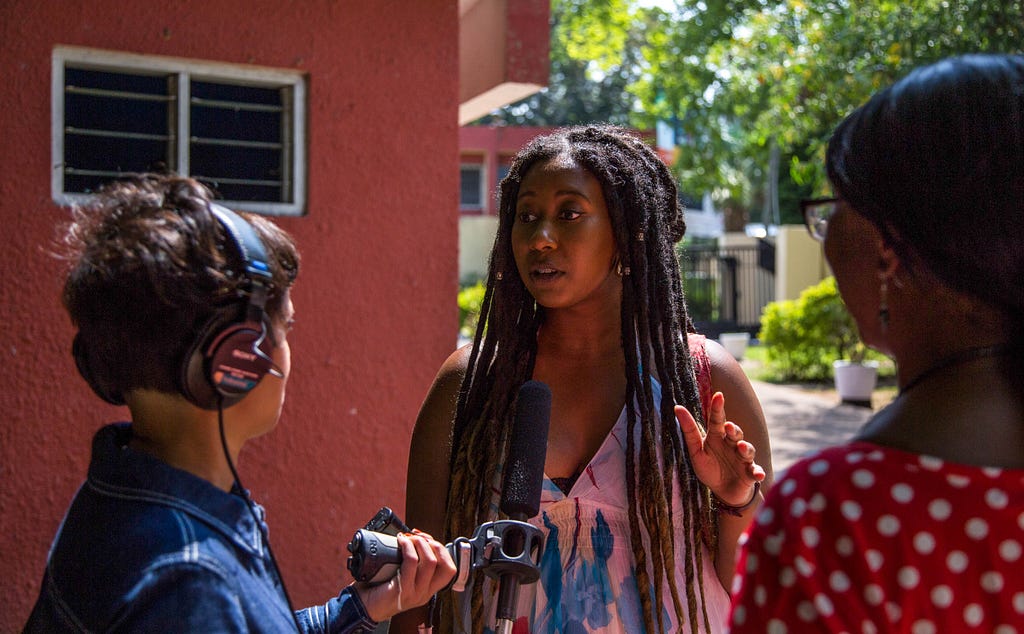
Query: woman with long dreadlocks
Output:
[[391, 124, 770, 634]]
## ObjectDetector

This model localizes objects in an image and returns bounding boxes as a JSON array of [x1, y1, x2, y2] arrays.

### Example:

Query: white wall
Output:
[[775, 225, 830, 300], [459, 215, 500, 281]]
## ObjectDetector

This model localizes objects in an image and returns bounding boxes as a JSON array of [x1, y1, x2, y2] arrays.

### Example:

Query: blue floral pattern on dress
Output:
[[458, 341, 731, 633]]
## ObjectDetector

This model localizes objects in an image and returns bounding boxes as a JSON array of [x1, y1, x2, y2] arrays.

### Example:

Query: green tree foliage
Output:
[[483, 0, 1024, 218], [458, 280, 487, 339], [655, 0, 1024, 205]]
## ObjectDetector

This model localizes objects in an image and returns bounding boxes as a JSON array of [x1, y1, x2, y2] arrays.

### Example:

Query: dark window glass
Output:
[[460, 166, 483, 207], [190, 82, 283, 144], [191, 82, 287, 202], [192, 146, 283, 202], [63, 68, 172, 193]]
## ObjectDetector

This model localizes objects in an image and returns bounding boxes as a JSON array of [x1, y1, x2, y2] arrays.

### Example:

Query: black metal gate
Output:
[[678, 240, 776, 339]]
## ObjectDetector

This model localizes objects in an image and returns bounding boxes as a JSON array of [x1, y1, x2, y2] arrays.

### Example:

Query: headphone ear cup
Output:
[[182, 315, 274, 410], [73, 333, 125, 406]]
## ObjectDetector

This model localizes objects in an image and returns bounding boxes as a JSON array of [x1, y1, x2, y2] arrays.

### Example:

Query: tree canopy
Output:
[[477, 0, 1024, 223]]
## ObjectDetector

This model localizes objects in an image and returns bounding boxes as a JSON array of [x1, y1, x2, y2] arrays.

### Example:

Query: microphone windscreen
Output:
[[500, 380, 551, 519]]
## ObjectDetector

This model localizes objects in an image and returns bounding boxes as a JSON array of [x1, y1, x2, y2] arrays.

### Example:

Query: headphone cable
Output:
[[218, 397, 303, 633]]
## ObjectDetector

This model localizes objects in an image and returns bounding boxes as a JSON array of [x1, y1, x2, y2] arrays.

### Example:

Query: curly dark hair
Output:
[[442, 125, 716, 632], [61, 173, 299, 403]]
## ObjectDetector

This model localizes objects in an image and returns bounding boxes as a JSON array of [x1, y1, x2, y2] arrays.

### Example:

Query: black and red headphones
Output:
[[180, 203, 281, 410], [74, 203, 280, 410]]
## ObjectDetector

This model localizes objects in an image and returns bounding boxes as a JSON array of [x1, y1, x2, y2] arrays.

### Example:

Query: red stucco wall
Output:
[[0, 1, 458, 628]]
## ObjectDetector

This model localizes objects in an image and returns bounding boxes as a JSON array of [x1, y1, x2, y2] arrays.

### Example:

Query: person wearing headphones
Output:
[[24, 173, 455, 632]]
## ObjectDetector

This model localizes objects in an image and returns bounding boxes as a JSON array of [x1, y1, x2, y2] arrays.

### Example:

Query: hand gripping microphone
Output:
[[346, 381, 551, 632]]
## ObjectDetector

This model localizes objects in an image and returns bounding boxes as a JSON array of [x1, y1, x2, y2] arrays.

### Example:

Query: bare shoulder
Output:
[[435, 343, 473, 388], [412, 342, 473, 453], [414, 343, 473, 433], [406, 343, 474, 537], [703, 337, 755, 392]]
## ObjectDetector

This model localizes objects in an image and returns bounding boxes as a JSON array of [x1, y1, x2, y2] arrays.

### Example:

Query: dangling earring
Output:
[[878, 278, 889, 332], [496, 271, 503, 281], [616, 262, 630, 277]]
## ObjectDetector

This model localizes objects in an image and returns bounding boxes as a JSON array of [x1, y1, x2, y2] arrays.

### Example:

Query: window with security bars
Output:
[[52, 47, 307, 215], [460, 163, 484, 211]]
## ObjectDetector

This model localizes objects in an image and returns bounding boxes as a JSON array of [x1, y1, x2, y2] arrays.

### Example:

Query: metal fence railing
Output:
[[679, 241, 776, 338]]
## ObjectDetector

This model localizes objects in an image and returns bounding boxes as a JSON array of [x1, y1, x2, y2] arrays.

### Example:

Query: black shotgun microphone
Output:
[[494, 380, 551, 634]]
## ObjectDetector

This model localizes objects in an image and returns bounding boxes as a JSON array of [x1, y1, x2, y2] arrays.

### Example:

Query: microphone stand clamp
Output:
[[449, 519, 544, 593]]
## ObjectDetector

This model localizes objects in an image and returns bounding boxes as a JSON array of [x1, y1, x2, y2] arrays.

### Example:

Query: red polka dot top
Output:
[[729, 441, 1024, 633]]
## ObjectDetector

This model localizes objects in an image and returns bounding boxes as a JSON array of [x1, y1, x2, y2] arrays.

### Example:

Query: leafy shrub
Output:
[[458, 280, 487, 339], [758, 277, 868, 381]]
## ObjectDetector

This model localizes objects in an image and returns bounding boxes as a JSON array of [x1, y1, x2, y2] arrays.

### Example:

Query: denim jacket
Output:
[[25, 423, 378, 633]]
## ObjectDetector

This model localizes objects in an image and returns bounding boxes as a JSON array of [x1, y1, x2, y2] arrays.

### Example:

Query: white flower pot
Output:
[[833, 360, 879, 405], [719, 332, 751, 361]]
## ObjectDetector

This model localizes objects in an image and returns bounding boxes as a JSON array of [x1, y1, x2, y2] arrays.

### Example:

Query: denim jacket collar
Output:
[[88, 423, 266, 556]]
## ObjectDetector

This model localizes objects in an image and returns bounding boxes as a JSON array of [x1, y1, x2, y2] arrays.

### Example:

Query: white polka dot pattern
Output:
[[913, 531, 935, 555], [965, 517, 989, 540], [987, 488, 1009, 509], [809, 460, 829, 476], [931, 585, 953, 609], [852, 469, 875, 488], [829, 571, 850, 593], [911, 620, 936, 634], [1000, 539, 1021, 562], [891, 483, 913, 503], [876, 515, 900, 536], [947, 550, 968, 573], [928, 498, 952, 521], [863, 584, 884, 606], [728, 442, 1024, 633]]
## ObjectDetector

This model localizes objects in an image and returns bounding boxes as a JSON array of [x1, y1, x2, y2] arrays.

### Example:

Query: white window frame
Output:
[[52, 46, 307, 216]]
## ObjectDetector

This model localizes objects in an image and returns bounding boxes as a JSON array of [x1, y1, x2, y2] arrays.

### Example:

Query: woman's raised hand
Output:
[[677, 391, 765, 508]]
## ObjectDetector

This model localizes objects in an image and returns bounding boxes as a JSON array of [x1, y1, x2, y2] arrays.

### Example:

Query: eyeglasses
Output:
[[800, 197, 839, 242]]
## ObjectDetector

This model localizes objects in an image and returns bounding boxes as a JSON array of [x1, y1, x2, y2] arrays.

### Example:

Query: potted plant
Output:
[[719, 331, 751, 360], [759, 276, 880, 401]]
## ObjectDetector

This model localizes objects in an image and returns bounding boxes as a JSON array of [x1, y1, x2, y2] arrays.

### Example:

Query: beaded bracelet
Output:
[[713, 481, 761, 517]]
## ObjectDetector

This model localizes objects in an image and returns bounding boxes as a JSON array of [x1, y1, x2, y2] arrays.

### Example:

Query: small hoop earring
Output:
[[878, 279, 889, 331]]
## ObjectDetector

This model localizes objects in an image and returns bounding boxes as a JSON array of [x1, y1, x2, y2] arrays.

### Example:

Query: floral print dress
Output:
[[457, 335, 731, 633]]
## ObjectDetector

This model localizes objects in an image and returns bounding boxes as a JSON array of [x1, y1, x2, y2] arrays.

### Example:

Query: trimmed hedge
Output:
[[758, 277, 871, 381]]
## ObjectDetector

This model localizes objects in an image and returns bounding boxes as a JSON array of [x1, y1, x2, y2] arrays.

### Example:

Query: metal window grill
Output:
[[54, 49, 305, 215]]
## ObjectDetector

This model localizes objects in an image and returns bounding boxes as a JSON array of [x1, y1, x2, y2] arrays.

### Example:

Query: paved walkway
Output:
[[749, 380, 877, 475]]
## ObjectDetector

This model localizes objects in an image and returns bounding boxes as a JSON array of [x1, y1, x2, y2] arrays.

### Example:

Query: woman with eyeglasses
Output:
[[729, 54, 1024, 633]]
